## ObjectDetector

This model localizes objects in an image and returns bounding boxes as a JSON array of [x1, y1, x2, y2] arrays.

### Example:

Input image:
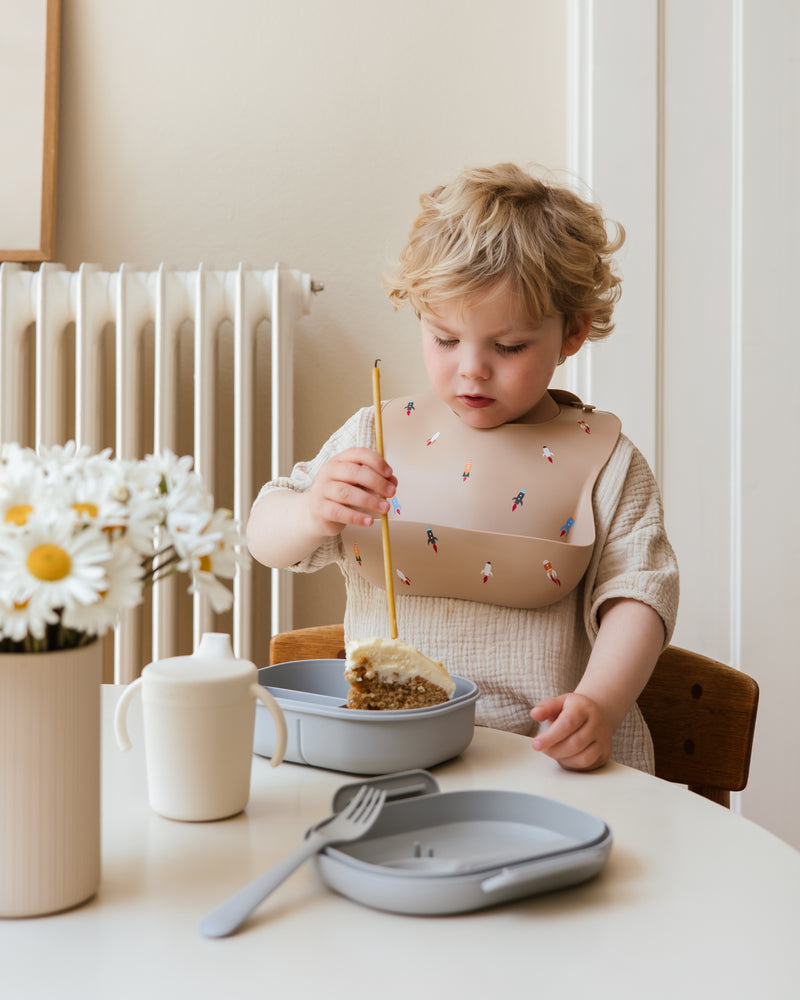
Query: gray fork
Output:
[[199, 785, 386, 938]]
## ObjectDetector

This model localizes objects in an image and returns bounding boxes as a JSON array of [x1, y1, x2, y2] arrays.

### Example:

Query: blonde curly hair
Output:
[[386, 163, 625, 341]]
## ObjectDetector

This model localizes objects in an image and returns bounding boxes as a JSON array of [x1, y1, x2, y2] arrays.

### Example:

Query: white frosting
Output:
[[345, 637, 456, 697]]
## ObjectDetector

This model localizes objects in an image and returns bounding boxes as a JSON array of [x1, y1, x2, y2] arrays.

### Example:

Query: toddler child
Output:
[[248, 163, 678, 773]]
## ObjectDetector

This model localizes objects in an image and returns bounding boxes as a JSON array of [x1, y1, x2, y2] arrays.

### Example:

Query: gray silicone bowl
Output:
[[253, 659, 479, 774]]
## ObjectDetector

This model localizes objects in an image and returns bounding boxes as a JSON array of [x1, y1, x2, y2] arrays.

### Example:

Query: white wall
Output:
[[575, 0, 800, 850], [56, 0, 568, 630]]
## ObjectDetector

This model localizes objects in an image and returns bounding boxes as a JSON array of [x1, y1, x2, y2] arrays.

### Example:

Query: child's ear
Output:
[[561, 315, 592, 358]]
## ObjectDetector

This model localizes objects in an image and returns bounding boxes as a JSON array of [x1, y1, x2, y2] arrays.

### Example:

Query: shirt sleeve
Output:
[[251, 406, 376, 573], [584, 436, 680, 645]]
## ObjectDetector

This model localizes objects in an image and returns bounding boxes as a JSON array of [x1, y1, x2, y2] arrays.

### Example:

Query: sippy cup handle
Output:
[[250, 684, 288, 768], [114, 677, 143, 752]]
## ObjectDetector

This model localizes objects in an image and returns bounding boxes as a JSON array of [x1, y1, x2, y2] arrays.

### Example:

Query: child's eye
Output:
[[496, 343, 527, 355], [433, 336, 458, 349]]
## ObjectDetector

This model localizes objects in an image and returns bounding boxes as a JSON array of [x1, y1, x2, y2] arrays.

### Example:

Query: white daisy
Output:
[[170, 507, 247, 578], [0, 445, 47, 527], [168, 507, 247, 613], [0, 512, 111, 612], [144, 450, 197, 498], [0, 591, 60, 642], [188, 570, 235, 613], [0, 441, 247, 651], [37, 441, 111, 480], [167, 504, 222, 559], [62, 541, 144, 636], [66, 457, 162, 556]]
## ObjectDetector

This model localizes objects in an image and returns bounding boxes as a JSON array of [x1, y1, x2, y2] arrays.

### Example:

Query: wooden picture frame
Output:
[[0, 0, 61, 262]]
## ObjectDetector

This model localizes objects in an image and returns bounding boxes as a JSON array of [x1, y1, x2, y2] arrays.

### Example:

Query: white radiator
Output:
[[0, 261, 319, 682]]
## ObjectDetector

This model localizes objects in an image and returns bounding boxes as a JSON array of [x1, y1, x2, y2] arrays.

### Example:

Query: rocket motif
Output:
[[542, 445, 555, 463], [396, 568, 411, 586], [511, 488, 526, 511], [390, 496, 402, 516], [481, 561, 493, 583], [426, 431, 440, 447], [426, 526, 438, 552], [462, 459, 472, 482], [543, 559, 561, 586], [578, 420, 591, 434], [405, 400, 415, 415], [560, 517, 575, 537]]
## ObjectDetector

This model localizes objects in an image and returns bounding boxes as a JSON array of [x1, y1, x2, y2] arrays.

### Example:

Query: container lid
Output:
[[327, 783, 608, 877], [316, 775, 612, 915]]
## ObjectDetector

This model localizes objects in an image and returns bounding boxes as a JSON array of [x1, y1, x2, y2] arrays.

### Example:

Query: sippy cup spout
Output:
[[195, 632, 236, 661]]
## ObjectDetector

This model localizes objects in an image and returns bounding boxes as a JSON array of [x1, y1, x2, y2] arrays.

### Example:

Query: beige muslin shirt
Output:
[[254, 403, 679, 773]]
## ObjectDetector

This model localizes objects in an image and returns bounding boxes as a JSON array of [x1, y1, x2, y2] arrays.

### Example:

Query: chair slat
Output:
[[269, 624, 345, 665]]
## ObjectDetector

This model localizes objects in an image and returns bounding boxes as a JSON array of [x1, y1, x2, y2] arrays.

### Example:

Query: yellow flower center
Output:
[[5, 504, 33, 526], [27, 543, 72, 582], [73, 502, 99, 518], [199, 554, 213, 573]]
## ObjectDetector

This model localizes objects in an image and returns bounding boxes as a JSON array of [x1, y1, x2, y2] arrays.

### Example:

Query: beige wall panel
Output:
[[56, 0, 568, 633]]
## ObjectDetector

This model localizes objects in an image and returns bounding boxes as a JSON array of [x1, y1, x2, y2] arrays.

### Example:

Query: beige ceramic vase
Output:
[[0, 641, 103, 917]]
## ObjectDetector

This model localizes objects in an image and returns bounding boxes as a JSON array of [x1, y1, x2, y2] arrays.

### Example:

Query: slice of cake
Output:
[[344, 637, 456, 710]]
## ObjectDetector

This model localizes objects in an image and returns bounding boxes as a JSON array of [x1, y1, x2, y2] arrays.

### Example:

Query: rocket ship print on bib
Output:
[[543, 559, 561, 586]]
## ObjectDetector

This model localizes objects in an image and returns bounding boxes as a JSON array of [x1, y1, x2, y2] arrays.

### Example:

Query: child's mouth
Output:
[[459, 395, 494, 409]]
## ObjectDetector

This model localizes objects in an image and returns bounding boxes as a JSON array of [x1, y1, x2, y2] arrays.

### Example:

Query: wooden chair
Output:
[[637, 644, 758, 807], [269, 626, 759, 808]]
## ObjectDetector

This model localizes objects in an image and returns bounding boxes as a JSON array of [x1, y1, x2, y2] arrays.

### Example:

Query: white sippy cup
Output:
[[114, 633, 288, 822]]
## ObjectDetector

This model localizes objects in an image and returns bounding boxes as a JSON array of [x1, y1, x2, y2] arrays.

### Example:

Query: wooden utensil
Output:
[[373, 360, 398, 639]]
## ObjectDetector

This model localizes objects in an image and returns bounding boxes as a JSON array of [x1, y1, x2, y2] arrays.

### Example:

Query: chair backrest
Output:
[[269, 627, 759, 808], [638, 644, 759, 807], [270, 623, 346, 665]]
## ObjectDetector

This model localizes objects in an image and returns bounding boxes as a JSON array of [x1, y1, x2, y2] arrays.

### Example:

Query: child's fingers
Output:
[[535, 717, 590, 756], [530, 695, 565, 724], [548, 738, 606, 772], [315, 497, 382, 530], [326, 478, 390, 515], [531, 695, 589, 751], [325, 452, 396, 500], [531, 693, 612, 771], [334, 448, 396, 485], [311, 450, 397, 531]]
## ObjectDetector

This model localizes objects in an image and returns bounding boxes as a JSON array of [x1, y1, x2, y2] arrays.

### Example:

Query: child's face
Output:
[[420, 282, 588, 428]]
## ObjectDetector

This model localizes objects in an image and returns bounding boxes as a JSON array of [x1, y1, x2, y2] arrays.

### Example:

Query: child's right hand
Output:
[[308, 448, 397, 536]]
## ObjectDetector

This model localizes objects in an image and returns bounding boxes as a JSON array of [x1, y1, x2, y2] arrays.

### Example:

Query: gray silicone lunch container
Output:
[[314, 771, 612, 915], [253, 659, 480, 774]]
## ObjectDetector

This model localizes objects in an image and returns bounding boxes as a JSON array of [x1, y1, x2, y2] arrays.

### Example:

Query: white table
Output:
[[4, 688, 800, 1000]]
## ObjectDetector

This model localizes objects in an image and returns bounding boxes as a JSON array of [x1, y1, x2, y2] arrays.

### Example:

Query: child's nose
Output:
[[458, 348, 491, 380]]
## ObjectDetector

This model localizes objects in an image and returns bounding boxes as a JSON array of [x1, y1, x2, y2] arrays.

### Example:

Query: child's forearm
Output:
[[247, 489, 329, 568], [575, 597, 666, 732]]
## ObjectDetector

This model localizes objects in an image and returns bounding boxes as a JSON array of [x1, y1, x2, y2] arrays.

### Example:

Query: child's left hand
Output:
[[530, 693, 613, 771]]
